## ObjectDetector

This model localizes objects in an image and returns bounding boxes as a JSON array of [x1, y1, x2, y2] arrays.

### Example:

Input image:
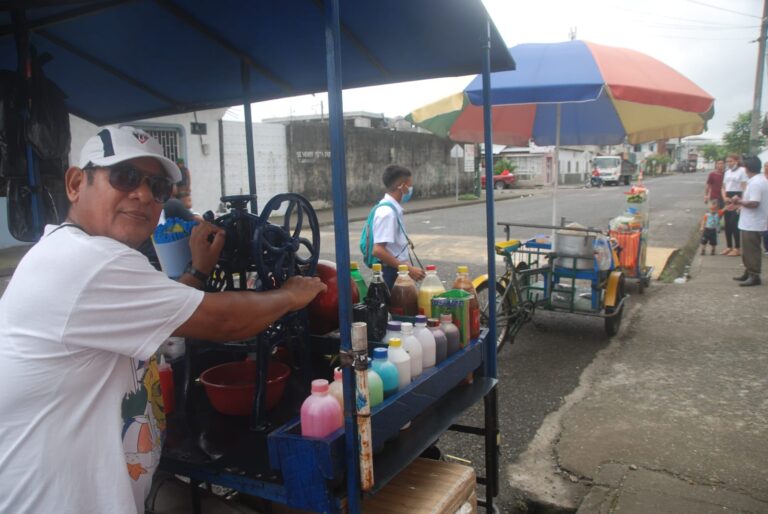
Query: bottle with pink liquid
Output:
[[300, 379, 343, 438]]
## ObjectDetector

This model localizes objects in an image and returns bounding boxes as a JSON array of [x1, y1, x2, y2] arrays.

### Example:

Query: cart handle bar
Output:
[[496, 221, 605, 234]]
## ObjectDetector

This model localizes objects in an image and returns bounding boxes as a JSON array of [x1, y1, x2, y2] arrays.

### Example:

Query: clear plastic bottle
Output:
[[350, 261, 368, 301], [427, 318, 448, 364], [440, 313, 461, 357], [417, 265, 446, 317], [400, 322, 423, 378], [328, 367, 344, 425], [413, 315, 436, 370], [365, 263, 391, 341], [300, 379, 343, 438], [453, 265, 480, 340], [371, 347, 399, 398], [367, 359, 384, 407], [387, 337, 411, 390], [389, 264, 418, 316]]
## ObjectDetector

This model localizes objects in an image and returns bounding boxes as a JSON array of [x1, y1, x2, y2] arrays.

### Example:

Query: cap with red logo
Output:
[[79, 126, 181, 183]]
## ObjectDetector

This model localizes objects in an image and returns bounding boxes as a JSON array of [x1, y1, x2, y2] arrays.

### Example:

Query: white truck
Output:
[[592, 155, 637, 186]]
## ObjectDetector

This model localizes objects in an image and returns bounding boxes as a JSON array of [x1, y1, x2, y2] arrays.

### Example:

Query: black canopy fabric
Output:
[[0, 0, 515, 125]]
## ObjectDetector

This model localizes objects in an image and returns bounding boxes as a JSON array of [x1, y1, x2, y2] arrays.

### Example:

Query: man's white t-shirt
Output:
[[0, 224, 203, 514], [723, 166, 747, 193], [738, 173, 768, 231], [372, 193, 408, 262]]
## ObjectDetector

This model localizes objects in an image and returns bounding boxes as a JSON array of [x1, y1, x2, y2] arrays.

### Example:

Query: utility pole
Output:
[[749, 0, 768, 154]]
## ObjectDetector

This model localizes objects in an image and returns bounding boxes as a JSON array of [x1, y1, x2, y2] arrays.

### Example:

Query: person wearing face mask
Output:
[[371, 164, 426, 289]]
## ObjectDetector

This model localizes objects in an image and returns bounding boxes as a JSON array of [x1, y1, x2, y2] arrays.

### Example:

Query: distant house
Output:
[[492, 144, 596, 186]]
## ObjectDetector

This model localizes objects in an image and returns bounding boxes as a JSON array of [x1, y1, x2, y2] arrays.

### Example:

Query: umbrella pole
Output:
[[551, 103, 561, 228]]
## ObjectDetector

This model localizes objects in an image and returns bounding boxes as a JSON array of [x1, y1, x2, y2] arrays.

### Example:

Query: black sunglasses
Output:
[[85, 163, 174, 203]]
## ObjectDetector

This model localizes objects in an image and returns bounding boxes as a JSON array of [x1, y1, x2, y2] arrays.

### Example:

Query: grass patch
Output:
[[458, 194, 479, 201]]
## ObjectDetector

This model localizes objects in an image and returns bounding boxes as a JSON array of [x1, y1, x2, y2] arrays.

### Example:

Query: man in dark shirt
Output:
[[705, 159, 725, 209]]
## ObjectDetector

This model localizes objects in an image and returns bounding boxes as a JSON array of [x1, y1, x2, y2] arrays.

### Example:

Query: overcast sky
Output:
[[226, 0, 764, 141]]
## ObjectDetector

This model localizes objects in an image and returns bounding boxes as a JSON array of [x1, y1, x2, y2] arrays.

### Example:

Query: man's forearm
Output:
[[174, 289, 298, 341]]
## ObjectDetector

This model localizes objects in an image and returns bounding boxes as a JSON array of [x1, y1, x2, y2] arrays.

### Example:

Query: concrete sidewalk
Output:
[[509, 249, 768, 513]]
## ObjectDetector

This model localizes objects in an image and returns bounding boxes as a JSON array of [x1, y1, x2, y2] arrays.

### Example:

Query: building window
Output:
[[134, 125, 183, 162], [576, 161, 580, 173], [567, 161, 571, 173]]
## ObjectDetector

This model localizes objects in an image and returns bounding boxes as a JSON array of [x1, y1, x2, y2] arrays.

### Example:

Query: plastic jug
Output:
[[365, 263, 391, 341], [427, 318, 448, 364], [383, 320, 402, 345], [350, 261, 368, 301], [453, 265, 481, 340], [158, 355, 175, 415], [390, 265, 418, 316], [413, 315, 436, 370], [328, 367, 344, 425], [367, 360, 384, 407], [418, 265, 446, 317], [440, 313, 461, 357], [300, 379, 343, 438], [387, 338, 412, 390], [400, 322, 423, 378], [372, 347, 399, 398]]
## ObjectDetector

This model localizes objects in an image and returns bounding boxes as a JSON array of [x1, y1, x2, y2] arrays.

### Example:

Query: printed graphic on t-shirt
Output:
[[122, 356, 165, 504]]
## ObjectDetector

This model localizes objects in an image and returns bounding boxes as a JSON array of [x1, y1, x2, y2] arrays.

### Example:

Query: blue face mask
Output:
[[402, 185, 414, 203]]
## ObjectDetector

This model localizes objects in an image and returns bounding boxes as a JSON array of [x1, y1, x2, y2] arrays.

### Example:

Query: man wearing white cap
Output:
[[0, 126, 326, 514]]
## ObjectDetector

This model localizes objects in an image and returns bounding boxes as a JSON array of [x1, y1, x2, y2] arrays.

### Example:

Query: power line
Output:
[[683, 0, 761, 19], [609, 3, 757, 26]]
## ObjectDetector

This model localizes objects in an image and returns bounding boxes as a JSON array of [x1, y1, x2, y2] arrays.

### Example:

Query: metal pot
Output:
[[554, 231, 595, 270]]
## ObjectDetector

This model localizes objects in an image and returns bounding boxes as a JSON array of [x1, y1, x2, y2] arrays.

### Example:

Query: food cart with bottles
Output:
[[1, 2, 514, 512]]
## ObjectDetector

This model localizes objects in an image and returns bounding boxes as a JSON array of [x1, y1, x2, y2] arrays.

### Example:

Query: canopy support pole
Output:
[[241, 58, 258, 214], [324, 0, 361, 511], [481, 19, 497, 381], [551, 103, 561, 228]]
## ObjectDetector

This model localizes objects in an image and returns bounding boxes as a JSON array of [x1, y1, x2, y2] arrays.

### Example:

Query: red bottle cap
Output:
[[311, 379, 329, 394]]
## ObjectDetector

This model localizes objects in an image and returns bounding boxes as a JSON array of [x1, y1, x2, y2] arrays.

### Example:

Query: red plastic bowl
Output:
[[199, 360, 291, 416]]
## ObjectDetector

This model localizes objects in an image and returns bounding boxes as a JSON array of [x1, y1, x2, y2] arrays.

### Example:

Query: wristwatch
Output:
[[184, 264, 209, 283]]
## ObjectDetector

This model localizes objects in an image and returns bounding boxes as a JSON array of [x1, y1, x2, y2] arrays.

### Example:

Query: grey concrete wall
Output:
[[285, 123, 473, 208]]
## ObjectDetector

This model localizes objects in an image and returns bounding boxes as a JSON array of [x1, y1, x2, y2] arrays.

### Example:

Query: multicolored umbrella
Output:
[[407, 40, 714, 146]]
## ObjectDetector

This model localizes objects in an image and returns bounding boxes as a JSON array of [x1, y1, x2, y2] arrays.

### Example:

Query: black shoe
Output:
[[733, 273, 749, 281], [739, 275, 761, 287]]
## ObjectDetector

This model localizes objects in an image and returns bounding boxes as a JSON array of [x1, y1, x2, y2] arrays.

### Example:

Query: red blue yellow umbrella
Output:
[[407, 40, 714, 146]]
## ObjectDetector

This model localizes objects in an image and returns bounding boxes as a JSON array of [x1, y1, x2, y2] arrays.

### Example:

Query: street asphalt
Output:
[[1, 178, 766, 513]]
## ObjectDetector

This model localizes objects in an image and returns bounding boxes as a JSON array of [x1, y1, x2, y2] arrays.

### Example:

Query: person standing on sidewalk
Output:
[[704, 159, 725, 209], [732, 155, 768, 287], [371, 164, 426, 289], [721, 154, 747, 256]]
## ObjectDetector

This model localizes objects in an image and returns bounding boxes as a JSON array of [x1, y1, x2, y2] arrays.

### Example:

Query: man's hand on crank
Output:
[[189, 221, 226, 275], [283, 275, 327, 311]]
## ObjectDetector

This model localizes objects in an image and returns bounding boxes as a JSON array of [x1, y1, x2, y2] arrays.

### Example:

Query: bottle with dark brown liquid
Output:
[[389, 264, 418, 317], [365, 263, 390, 340]]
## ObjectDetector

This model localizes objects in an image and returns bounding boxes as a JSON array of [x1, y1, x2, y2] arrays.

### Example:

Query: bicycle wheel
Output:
[[476, 280, 513, 353]]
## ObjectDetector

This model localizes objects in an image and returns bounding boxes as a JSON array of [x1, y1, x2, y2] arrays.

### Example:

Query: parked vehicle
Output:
[[592, 155, 636, 185], [481, 169, 517, 190]]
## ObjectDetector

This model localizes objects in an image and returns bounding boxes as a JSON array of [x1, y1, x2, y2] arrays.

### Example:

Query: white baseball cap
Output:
[[79, 126, 181, 183]]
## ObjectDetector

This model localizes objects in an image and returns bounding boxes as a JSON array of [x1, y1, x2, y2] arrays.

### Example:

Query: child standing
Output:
[[700, 200, 722, 255]]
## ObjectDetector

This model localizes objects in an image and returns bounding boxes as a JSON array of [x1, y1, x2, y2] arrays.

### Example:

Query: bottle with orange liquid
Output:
[[452, 265, 480, 340], [417, 265, 445, 317]]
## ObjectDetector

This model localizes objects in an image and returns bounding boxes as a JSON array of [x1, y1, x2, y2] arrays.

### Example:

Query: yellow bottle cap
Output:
[[398, 264, 409, 272], [457, 265, 469, 273], [350, 261, 359, 270], [372, 263, 382, 272], [388, 337, 401, 347]]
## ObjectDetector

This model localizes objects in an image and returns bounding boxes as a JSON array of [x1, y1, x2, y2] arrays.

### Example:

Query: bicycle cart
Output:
[[475, 221, 628, 352], [609, 185, 653, 293]]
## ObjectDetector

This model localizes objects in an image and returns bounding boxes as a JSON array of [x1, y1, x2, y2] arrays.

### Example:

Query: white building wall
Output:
[[221, 121, 288, 213]]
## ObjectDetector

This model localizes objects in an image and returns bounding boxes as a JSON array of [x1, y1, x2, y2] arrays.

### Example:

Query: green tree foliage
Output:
[[644, 154, 672, 175], [700, 143, 727, 162], [723, 111, 765, 155], [493, 158, 517, 175]]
